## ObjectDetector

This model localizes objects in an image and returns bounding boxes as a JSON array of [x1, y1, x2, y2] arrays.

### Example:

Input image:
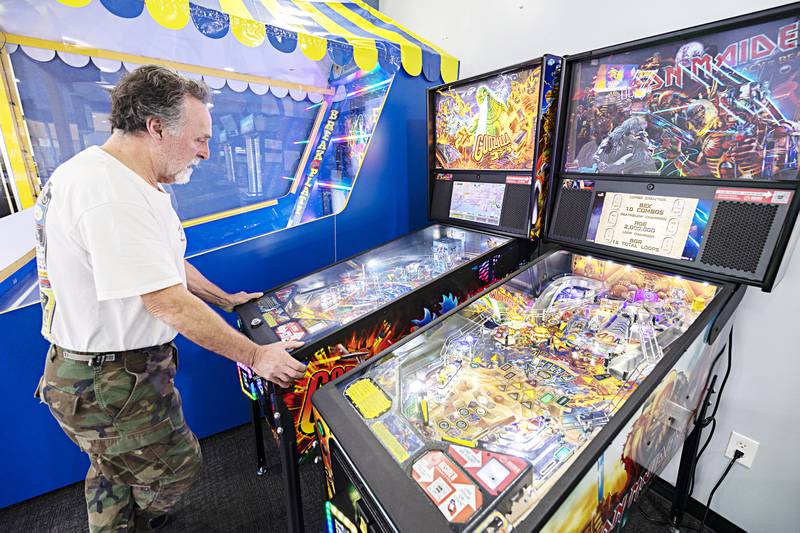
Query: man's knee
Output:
[[164, 424, 203, 482], [133, 424, 202, 515]]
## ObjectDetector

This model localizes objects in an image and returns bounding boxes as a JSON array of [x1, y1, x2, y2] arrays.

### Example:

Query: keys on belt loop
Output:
[[88, 354, 116, 367], [60, 349, 117, 366]]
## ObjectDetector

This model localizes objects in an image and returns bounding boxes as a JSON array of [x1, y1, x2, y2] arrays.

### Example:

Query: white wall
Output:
[[0, 208, 33, 267], [382, 1, 800, 531]]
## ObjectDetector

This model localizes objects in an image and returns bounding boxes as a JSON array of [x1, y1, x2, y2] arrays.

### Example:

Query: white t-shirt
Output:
[[34, 145, 187, 352]]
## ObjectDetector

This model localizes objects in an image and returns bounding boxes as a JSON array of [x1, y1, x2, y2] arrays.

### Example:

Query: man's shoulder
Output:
[[50, 147, 145, 210], [50, 147, 113, 185]]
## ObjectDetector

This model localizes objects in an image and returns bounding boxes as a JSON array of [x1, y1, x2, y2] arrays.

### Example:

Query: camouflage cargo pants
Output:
[[35, 343, 202, 532]]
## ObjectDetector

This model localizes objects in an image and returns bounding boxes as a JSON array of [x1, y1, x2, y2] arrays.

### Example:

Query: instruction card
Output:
[[592, 193, 697, 259]]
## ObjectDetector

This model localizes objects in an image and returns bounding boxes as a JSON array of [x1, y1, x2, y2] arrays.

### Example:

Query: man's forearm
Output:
[[185, 260, 230, 307], [143, 284, 257, 367]]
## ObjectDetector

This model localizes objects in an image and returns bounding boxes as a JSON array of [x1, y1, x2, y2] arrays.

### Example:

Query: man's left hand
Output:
[[222, 291, 263, 312]]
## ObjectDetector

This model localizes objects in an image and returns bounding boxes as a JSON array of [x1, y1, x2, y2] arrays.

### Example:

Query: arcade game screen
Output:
[[336, 251, 719, 527], [562, 16, 800, 180], [434, 66, 542, 171], [252, 225, 509, 345], [449, 181, 507, 226]]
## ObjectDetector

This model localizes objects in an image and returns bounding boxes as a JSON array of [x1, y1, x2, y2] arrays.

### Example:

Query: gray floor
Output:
[[0, 423, 706, 532]]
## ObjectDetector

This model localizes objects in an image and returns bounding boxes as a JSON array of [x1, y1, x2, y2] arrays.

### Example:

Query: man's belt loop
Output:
[[88, 354, 116, 367], [59, 350, 117, 366]]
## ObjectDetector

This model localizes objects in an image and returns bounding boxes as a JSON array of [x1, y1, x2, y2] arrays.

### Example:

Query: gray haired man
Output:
[[34, 65, 306, 531]]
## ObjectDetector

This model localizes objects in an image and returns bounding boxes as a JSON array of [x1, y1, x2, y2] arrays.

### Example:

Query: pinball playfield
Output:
[[319, 252, 720, 529], [250, 225, 503, 347]]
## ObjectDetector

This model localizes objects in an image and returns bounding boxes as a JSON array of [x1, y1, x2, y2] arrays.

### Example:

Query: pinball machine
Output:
[[311, 5, 800, 532], [235, 55, 562, 531]]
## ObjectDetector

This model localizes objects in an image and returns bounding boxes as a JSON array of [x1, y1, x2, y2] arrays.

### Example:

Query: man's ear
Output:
[[145, 116, 164, 142]]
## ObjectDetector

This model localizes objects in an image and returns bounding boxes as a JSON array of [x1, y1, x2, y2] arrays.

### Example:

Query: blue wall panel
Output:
[[0, 304, 86, 508], [334, 73, 431, 259], [0, 72, 435, 507]]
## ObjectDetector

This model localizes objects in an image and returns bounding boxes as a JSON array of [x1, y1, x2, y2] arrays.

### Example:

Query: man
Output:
[[33, 65, 306, 532]]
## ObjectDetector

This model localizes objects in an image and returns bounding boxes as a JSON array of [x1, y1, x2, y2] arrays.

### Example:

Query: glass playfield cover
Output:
[[252, 224, 509, 346], [336, 250, 720, 527]]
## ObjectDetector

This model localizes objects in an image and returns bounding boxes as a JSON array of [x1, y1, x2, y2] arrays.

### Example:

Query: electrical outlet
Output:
[[725, 431, 759, 468]]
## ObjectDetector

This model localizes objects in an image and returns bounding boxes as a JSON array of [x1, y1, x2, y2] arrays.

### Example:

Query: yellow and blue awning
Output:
[[28, 0, 459, 83]]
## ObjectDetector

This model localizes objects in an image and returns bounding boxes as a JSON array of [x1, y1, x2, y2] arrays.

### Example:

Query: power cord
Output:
[[698, 449, 744, 533], [694, 418, 717, 472], [690, 327, 734, 497], [689, 417, 716, 496], [636, 327, 737, 532], [707, 328, 734, 422], [641, 328, 736, 531]]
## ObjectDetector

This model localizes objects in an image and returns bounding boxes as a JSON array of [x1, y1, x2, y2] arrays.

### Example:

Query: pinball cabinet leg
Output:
[[251, 397, 269, 476], [272, 388, 305, 533], [670, 296, 740, 527], [239, 317, 272, 477], [670, 374, 717, 528]]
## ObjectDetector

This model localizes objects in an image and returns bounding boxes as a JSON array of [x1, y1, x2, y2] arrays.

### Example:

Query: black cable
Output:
[[689, 417, 716, 496], [695, 418, 717, 464], [689, 327, 734, 497], [699, 348, 725, 412], [639, 329, 736, 530], [707, 327, 734, 422], [696, 327, 733, 429], [699, 450, 743, 533]]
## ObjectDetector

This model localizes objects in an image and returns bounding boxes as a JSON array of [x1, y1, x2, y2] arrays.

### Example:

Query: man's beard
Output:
[[173, 158, 200, 185]]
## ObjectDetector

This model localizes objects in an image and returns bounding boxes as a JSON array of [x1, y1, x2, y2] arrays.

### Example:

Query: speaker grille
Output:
[[499, 183, 531, 232], [551, 188, 593, 240], [700, 202, 778, 273], [430, 179, 453, 221]]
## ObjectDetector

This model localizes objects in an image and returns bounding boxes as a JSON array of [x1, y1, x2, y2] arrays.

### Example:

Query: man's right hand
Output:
[[252, 341, 307, 388], [141, 284, 307, 385]]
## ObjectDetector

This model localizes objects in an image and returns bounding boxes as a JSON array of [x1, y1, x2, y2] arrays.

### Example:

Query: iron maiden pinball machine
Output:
[[235, 55, 562, 531], [312, 6, 800, 533]]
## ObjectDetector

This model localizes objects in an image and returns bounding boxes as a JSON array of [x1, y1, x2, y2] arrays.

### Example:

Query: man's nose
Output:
[[197, 141, 210, 160]]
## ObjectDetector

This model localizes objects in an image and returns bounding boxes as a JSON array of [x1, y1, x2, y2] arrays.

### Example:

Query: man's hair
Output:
[[109, 65, 211, 134]]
